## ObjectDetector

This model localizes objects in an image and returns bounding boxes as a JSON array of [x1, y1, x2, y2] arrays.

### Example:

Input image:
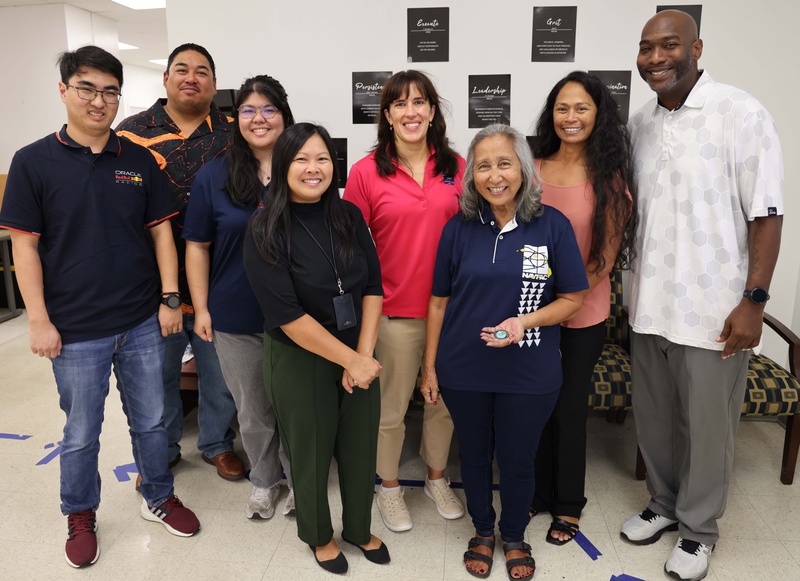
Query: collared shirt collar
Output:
[[478, 203, 519, 233], [55, 124, 122, 156], [148, 98, 231, 135], [657, 69, 711, 112]]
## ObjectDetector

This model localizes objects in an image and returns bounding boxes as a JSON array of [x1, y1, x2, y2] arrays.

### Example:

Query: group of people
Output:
[[0, 9, 783, 581]]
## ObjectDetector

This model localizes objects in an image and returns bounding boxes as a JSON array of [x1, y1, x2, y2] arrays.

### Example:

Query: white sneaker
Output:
[[620, 508, 679, 544], [245, 485, 279, 519], [282, 488, 295, 516], [424, 478, 464, 519], [376, 487, 412, 532], [665, 537, 714, 580]]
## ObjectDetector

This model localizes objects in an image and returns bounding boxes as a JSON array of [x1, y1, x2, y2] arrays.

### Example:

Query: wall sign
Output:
[[532, 6, 577, 62], [407, 7, 449, 62], [352, 71, 392, 124], [468, 74, 511, 128]]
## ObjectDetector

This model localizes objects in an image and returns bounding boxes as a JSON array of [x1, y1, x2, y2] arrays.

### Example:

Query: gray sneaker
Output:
[[282, 488, 295, 516], [665, 537, 713, 580], [245, 485, 280, 519], [376, 487, 412, 532], [620, 508, 678, 544]]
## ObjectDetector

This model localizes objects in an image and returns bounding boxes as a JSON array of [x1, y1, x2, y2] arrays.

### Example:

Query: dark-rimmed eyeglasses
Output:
[[238, 105, 279, 120], [66, 84, 121, 105]]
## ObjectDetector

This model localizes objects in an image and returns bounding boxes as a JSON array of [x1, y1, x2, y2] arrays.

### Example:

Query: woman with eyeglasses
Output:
[[183, 75, 294, 520], [244, 123, 388, 574]]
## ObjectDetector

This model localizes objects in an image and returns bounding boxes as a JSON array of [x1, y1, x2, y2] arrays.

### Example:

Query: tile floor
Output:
[[1, 311, 799, 580]]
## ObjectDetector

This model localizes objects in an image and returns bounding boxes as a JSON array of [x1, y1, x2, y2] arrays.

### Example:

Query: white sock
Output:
[[380, 484, 401, 494], [427, 477, 446, 484]]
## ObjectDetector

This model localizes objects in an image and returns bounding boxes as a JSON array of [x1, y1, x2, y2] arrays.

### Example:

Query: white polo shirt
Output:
[[628, 71, 784, 350]]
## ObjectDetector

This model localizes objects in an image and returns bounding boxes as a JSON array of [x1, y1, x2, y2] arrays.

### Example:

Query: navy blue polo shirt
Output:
[[432, 205, 588, 394], [182, 157, 265, 334], [0, 126, 177, 344]]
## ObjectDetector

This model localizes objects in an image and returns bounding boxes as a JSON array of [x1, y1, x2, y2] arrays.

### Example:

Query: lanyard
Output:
[[293, 213, 345, 295]]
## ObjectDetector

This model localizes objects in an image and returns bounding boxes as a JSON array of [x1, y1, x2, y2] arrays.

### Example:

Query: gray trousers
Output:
[[631, 331, 749, 545], [214, 331, 291, 489]]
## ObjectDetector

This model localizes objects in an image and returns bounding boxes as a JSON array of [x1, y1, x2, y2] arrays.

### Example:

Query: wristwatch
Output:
[[743, 287, 770, 304], [160, 292, 181, 309]]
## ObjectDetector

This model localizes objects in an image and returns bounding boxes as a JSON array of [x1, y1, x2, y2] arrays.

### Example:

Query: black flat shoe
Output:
[[342, 536, 391, 564], [308, 544, 348, 574]]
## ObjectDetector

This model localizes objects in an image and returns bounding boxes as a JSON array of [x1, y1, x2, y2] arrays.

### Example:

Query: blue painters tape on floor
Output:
[[113, 463, 138, 482], [0, 433, 33, 440], [611, 575, 648, 581], [36, 441, 63, 465], [574, 530, 602, 560], [374, 477, 500, 491]]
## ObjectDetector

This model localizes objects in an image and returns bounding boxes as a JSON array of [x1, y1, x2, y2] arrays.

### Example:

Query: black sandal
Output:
[[545, 518, 580, 546], [502, 541, 535, 580], [463, 536, 495, 579]]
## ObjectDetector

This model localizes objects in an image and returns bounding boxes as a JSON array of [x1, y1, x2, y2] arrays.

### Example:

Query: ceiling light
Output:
[[149, 59, 168, 67], [118, 42, 139, 50], [110, 0, 166, 9]]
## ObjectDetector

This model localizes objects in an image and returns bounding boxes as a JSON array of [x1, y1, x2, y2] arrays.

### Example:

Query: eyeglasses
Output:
[[66, 84, 121, 105], [238, 105, 279, 120]]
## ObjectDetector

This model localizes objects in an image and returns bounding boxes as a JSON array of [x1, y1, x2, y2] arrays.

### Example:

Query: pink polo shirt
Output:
[[344, 150, 465, 318]]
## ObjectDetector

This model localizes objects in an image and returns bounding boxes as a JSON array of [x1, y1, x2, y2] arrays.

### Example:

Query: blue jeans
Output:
[[162, 313, 236, 460], [52, 314, 174, 514]]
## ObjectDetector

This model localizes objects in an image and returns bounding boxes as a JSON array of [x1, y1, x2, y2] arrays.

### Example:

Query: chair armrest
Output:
[[762, 312, 800, 378]]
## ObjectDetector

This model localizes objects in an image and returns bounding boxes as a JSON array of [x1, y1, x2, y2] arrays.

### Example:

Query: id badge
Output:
[[333, 293, 357, 330]]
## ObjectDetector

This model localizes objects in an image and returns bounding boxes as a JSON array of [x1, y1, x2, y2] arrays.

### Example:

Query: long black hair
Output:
[[224, 74, 295, 208], [372, 70, 460, 180], [249, 123, 353, 267], [533, 71, 638, 271]]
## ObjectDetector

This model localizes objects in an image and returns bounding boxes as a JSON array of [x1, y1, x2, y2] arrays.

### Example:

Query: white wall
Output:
[[120, 65, 165, 119], [0, 5, 71, 174], [164, 0, 800, 360]]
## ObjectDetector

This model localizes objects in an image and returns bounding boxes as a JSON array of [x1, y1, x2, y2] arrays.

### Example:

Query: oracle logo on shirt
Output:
[[115, 170, 143, 186]]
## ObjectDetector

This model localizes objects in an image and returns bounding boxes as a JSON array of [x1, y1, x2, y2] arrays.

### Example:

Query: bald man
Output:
[[621, 10, 783, 581]]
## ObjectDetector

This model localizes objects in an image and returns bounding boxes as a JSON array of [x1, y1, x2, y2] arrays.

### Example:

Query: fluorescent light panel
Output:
[[110, 0, 166, 9], [118, 42, 139, 50], [149, 59, 168, 66]]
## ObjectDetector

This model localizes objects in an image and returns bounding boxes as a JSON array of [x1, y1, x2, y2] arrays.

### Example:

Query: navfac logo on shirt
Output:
[[115, 170, 143, 186]]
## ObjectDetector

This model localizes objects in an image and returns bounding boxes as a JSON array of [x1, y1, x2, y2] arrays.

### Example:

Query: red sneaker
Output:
[[140, 495, 200, 537], [65, 509, 99, 568]]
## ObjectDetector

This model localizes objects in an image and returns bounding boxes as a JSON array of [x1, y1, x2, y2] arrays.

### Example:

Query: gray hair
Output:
[[460, 124, 542, 222]]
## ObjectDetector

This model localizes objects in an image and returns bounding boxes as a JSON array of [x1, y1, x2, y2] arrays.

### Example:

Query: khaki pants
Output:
[[374, 316, 454, 480]]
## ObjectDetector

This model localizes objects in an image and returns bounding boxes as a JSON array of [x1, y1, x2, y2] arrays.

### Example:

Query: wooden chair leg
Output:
[[635, 445, 646, 480], [615, 409, 628, 424], [781, 414, 800, 485]]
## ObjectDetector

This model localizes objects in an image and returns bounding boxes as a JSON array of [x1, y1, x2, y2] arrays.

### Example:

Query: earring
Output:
[[429, 121, 433, 127], [389, 125, 393, 131]]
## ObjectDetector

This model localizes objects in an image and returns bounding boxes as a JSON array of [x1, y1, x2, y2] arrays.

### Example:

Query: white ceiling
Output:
[[0, 0, 167, 70]]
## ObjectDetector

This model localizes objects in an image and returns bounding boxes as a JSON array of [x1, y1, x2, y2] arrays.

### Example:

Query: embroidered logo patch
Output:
[[115, 170, 143, 186]]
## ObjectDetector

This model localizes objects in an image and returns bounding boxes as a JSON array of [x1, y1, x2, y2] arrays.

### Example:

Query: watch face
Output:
[[750, 288, 769, 303], [163, 294, 181, 309]]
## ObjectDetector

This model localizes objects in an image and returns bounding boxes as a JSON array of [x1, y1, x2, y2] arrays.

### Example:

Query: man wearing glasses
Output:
[[117, 44, 244, 485], [0, 45, 200, 569]]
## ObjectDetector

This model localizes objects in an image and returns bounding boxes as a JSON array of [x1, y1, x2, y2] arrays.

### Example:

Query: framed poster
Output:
[[468, 75, 511, 128], [407, 7, 449, 62], [588, 70, 632, 122], [531, 6, 577, 62], [352, 71, 392, 124]]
